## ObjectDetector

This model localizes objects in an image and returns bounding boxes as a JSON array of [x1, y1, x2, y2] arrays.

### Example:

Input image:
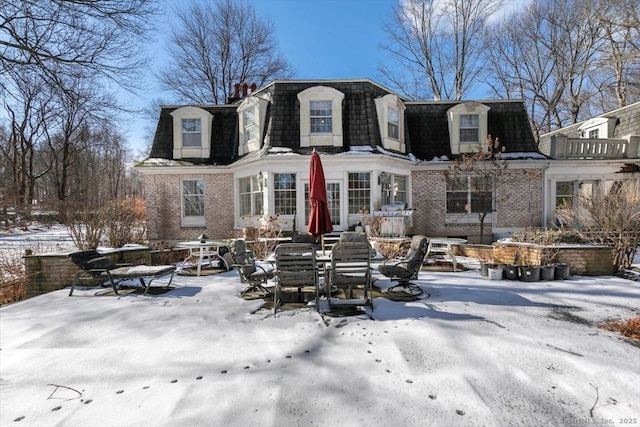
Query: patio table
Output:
[[426, 237, 467, 271], [175, 239, 230, 276]]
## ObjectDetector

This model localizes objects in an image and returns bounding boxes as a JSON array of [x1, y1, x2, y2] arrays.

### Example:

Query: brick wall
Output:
[[23, 248, 152, 298], [144, 172, 236, 242], [412, 168, 543, 242], [459, 243, 615, 275]]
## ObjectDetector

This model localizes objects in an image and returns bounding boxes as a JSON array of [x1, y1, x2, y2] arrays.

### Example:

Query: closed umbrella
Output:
[[308, 150, 333, 252]]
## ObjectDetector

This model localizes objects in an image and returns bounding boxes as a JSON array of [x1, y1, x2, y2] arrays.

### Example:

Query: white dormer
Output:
[[297, 86, 345, 147], [578, 117, 617, 139], [170, 106, 213, 159], [237, 96, 269, 156], [447, 102, 490, 154], [375, 94, 406, 153]]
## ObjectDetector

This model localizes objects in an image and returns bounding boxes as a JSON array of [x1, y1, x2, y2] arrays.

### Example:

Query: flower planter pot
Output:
[[519, 266, 541, 282], [487, 267, 503, 280], [503, 265, 520, 280], [554, 263, 571, 280], [540, 265, 555, 281]]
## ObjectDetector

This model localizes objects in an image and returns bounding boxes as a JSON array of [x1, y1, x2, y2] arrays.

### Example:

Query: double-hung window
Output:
[[348, 172, 371, 214], [388, 106, 400, 140], [182, 179, 205, 226], [381, 174, 407, 205], [182, 119, 202, 147], [274, 173, 296, 215], [310, 101, 332, 133], [243, 109, 257, 143], [239, 176, 263, 217], [459, 114, 479, 143], [446, 176, 493, 214], [555, 181, 575, 209]]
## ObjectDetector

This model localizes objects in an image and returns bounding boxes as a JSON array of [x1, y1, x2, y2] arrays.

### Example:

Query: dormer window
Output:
[[447, 102, 490, 154], [310, 101, 332, 133], [375, 94, 406, 152], [237, 96, 269, 156], [298, 86, 344, 147], [460, 114, 479, 143], [182, 119, 202, 147], [170, 106, 213, 159], [579, 117, 616, 139]]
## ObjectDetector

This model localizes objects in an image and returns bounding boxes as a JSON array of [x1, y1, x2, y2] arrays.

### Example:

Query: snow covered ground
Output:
[[1, 246, 639, 426]]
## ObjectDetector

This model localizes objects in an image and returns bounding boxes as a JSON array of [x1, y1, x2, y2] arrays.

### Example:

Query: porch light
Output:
[[256, 171, 265, 191], [378, 172, 390, 185]]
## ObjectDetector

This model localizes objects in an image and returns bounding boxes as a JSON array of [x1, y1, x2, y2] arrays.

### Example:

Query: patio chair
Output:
[[377, 235, 429, 297], [68, 250, 176, 296], [274, 243, 318, 313], [326, 241, 373, 312], [228, 239, 273, 297]]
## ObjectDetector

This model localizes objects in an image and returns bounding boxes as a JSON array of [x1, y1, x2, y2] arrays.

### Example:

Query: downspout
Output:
[[542, 162, 551, 227]]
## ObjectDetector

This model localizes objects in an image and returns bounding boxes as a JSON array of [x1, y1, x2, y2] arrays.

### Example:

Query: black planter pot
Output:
[[519, 266, 541, 282], [540, 265, 555, 281], [503, 265, 520, 280], [554, 263, 571, 280]]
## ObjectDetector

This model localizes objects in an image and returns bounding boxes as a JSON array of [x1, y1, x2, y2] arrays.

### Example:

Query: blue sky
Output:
[[247, 0, 394, 80]]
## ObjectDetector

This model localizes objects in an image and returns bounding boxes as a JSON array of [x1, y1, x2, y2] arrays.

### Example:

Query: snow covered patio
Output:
[[1, 263, 639, 426]]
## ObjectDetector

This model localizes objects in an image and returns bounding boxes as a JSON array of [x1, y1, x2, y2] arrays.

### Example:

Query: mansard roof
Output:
[[147, 79, 541, 165]]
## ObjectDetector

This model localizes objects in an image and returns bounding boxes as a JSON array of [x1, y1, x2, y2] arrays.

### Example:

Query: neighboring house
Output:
[[539, 101, 640, 226], [136, 79, 549, 244]]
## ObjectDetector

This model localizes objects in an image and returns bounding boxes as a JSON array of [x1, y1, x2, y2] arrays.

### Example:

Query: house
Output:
[[136, 79, 550, 244], [538, 101, 640, 226]]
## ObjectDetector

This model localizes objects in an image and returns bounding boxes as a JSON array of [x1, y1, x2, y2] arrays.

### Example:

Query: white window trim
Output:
[[181, 179, 206, 228], [375, 94, 406, 153], [578, 117, 617, 139], [171, 107, 213, 159], [237, 96, 269, 156], [447, 102, 490, 154], [297, 86, 344, 147]]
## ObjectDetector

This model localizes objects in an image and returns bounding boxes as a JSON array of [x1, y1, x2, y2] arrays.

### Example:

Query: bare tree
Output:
[[555, 180, 640, 272], [159, 0, 293, 104], [380, 0, 500, 100], [0, 0, 158, 96]]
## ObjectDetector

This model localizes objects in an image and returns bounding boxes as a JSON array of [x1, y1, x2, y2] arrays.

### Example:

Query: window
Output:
[[447, 103, 490, 154], [388, 106, 399, 139], [459, 114, 479, 143], [381, 175, 407, 205], [182, 179, 205, 226], [298, 86, 344, 147], [348, 172, 371, 214], [588, 129, 599, 139], [237, 96, 269, 155], [446, 176, 493, 214], [170, 106, 213, 159], [274, 173, 296, 215], [375, 94, 406, 152], [555, 181, 575, 209], [305, 182, 340, 226], [310, 100, 332, 133], [243, 110, 257, 143], [239, 176, 263, 217], [182, 119, 202, 147]]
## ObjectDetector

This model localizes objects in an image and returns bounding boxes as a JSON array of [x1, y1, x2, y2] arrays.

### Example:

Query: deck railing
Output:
[[550, 134, 639, 159]]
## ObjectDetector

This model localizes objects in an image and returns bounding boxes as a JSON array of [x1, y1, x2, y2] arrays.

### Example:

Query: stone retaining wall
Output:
[[458, 243, 615, 275], [23, 248, 153, 298]]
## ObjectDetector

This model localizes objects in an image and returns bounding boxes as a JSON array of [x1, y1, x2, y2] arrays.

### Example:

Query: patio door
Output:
[[304, 181, 342, 231]]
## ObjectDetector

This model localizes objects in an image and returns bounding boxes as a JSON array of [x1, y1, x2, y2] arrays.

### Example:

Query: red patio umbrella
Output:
[[307, 150, 333, 251]]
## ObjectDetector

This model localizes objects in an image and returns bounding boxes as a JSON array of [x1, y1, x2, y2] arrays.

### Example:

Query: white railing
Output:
[[550, 135, 639, 159]]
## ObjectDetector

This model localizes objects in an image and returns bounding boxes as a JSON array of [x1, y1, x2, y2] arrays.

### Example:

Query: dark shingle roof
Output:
[[148, 80, 540, 164]]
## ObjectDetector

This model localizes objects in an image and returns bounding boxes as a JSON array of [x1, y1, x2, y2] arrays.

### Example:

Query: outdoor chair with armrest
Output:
[[68, 250, 176, 296], [228, 239, 273, 298], [326, 241, 373, 313], [377, 235, 429, 297], [274, 243, 318, 313]]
